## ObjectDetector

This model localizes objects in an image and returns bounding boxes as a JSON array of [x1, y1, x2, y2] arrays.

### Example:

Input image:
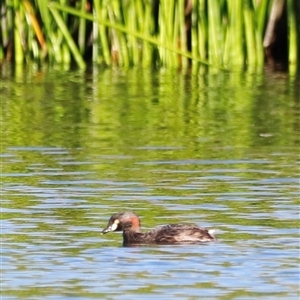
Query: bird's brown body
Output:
[[102, 212, 216, 246]]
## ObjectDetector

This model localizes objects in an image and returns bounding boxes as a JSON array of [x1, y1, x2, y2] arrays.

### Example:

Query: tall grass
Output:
[[0, 0, 298, 74]]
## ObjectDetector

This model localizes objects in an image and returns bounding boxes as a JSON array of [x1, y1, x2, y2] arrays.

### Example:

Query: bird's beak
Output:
[[101, 219, 119, 234], [101, 226, 112, 234]]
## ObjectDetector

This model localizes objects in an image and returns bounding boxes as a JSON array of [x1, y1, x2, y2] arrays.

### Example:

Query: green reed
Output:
[[0, 0, 298, 74]]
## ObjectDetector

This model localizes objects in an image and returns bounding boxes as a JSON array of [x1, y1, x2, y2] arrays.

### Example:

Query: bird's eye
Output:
[[123, 221, 132, 229]]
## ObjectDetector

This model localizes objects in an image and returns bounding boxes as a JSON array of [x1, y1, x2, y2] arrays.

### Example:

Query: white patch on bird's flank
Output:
[[111, 219, 120, 231], [208, 229, 216, 236]]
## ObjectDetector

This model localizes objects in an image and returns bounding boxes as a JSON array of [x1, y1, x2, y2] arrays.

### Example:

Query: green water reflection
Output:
[[2, 67, 299, 150]]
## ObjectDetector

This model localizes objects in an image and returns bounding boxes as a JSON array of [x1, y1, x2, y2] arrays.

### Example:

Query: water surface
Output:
[[1, 66, 299, 299]]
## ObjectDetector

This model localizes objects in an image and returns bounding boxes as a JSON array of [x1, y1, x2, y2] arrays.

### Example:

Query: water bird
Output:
[[101, 211, 216, 246]]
